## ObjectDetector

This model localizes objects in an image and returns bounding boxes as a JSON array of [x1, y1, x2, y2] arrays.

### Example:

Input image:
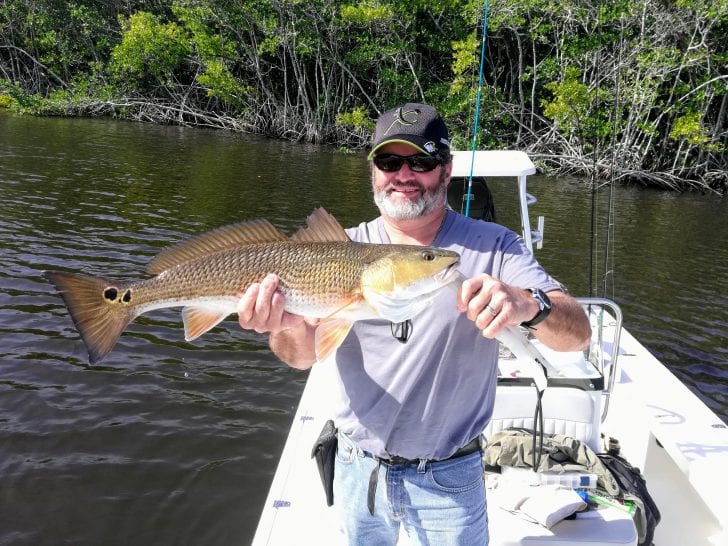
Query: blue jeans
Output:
[[333, 432, 488, 545]]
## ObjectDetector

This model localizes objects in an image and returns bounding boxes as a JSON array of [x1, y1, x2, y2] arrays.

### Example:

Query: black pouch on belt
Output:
[[310, 419, 337, 506]]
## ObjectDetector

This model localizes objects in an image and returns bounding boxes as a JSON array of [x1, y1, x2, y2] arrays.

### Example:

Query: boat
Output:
[[252, 151, 728, 546]]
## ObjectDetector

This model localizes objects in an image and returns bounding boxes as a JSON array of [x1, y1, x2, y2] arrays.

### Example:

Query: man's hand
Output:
[[237, 273, 304, 334], [456, 274, 538, 338], [237, 273, 317, 369], [457, 274, 591, 352]]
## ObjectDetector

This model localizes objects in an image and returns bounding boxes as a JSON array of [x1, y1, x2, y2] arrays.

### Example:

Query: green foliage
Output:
[[109, 11, 191, 87], [336, 106, 374, 131], [542, 67, 613, 142], [196, 59, 249, 106], [339, 1, 394, 25], [669, 111, 722, 151], [0, 85, 44, 113], [450, 32, 479, 95], [170, 3, 248, 106], [173, 4, 235, 60], [0, 0, 725, 189]]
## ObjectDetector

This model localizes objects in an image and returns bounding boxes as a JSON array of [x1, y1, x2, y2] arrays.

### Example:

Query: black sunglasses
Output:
[[372, 153, 442, 173]]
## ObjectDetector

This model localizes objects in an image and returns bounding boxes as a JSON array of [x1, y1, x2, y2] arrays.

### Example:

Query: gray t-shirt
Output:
[[334, 210, 561, 460]]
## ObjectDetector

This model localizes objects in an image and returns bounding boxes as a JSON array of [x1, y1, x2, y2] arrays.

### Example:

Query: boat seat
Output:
[[483, 384, 637, 546], [485, 384, 602, 452]]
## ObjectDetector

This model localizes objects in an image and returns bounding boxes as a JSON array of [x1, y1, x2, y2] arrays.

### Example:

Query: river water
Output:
[[1, 113, 726, 545]]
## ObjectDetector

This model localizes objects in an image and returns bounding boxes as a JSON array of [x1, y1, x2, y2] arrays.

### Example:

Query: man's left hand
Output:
[[456, 274, 538, 338]]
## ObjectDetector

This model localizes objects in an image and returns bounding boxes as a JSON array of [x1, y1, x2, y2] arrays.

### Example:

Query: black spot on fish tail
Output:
[[44, 271, 136, 363]]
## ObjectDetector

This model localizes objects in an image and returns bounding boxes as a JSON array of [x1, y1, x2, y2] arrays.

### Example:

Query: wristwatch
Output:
[[521, 288, 552, 328]]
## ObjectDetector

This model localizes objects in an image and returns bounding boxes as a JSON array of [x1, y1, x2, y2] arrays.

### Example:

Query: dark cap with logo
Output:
[[368, 103, 450, 159]]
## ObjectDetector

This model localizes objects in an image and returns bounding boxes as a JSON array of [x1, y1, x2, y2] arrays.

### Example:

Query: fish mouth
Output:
[[435, 262, 465, 285]]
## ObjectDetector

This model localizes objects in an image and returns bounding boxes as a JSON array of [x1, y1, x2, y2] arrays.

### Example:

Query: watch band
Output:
[[521, 288, 552, 328]]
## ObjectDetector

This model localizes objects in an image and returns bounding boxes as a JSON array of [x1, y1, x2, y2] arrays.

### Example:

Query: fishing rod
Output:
[[589, 3, 621, 300], [462, 0, 551, 468], [464, 0, 490, 218]]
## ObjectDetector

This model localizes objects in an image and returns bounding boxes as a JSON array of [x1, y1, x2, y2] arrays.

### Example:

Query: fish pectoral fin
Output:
[[362, 289, 424, 323], [182, 307, 229, 341], [314, 318, 354, 361], [321, 294, 366, 320]]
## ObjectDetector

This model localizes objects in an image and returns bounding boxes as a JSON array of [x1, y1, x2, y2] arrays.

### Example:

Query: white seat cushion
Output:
[[485, 385, 602, 455]]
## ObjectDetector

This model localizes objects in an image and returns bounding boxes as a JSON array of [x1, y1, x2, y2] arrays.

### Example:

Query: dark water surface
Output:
[[1, 113, 726, 545]]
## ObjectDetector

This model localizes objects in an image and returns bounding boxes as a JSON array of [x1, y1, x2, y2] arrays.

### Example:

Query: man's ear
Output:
[[444, 161, 453, 185]]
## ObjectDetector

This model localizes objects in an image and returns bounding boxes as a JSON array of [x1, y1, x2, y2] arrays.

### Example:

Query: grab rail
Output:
[[576, 297, 624, 422]]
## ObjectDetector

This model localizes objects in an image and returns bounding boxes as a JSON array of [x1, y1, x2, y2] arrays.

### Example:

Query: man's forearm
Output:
[[532, 291, 591, 352]]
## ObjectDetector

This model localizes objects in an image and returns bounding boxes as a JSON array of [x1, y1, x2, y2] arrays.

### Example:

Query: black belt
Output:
[[370, 438, 482, 466], [366, 438, 482, 515]]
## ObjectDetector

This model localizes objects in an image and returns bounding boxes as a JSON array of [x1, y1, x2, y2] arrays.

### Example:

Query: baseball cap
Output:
[[368, 103, 450, 159]]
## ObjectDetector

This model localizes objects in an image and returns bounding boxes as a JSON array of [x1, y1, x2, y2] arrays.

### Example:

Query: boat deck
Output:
[[253, 312, 728, 546]]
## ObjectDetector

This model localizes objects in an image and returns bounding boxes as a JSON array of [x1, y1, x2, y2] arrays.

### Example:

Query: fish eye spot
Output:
[[103, 287, 118, 301], [421, 251, 435, 261], [122, 289, 132, 303]]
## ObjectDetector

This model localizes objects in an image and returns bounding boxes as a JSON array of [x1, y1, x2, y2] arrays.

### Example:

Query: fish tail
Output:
[[44, 271, 137, 363]]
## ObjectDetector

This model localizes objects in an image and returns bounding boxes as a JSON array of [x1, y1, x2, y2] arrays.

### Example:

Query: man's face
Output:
[[371, 142, 452, 221]]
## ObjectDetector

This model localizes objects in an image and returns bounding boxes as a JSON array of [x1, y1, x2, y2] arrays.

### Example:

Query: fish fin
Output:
[[361, 288, 430, 323], [147, 219, 287, 274], [182, 307, 228, 341], [314, 318, 354, 361], [43, 271, 136, 364], [290, 208, 350, 243]]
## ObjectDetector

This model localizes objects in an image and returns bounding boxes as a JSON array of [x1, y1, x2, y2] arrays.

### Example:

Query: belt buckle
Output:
[[385, 455, 416, 466]]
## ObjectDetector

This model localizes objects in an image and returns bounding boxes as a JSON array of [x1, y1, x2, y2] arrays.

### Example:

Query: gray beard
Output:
[[373, 171, 448, 221]]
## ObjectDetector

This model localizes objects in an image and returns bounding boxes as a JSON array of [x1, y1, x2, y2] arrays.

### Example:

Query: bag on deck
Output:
[[486, 428, 660, 544], [597, 451, 661, 546]]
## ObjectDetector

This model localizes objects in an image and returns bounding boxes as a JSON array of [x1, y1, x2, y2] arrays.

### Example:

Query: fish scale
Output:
[[131, 242, 368, 312]]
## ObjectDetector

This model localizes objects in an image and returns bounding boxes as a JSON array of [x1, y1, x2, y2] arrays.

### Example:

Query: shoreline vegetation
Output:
[[1, 0, 726, 194]]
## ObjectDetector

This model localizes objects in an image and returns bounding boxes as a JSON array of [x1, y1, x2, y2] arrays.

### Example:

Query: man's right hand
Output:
[[237, 273, 305, 334]]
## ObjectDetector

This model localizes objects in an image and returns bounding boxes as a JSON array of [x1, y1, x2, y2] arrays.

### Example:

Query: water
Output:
[[1, 113, 726, 545]]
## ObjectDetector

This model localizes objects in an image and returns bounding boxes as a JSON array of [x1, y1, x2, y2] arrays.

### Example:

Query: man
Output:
[[238, 103, 591, 544]]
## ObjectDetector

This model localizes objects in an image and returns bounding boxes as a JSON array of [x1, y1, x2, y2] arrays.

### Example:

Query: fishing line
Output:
[[464, 0, 491, 218], [588, 15, 601, 298], [602, 12, 625, 301], [532, 385, 545, 471], [589, 0, 621, 300]]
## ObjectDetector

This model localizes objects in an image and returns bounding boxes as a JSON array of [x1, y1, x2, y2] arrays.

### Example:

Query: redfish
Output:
[[45, 208, 460, 363]]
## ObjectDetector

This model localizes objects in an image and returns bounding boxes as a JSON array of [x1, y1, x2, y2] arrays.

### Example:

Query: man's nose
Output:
[[392, 162, 416, 180]]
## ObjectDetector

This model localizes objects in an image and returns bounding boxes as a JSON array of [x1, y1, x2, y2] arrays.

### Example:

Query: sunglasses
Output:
[[372, 153, 442, 173]]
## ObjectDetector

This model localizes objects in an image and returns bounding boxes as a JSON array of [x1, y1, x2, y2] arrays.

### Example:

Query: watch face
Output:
[[523, 288, 552, 328], [533, 288, 551, 310]]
